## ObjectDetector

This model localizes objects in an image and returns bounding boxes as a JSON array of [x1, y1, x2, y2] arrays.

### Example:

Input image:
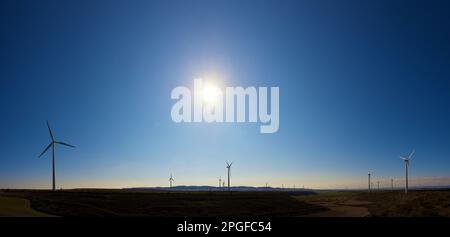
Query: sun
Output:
[[202, 84, 222, 104]]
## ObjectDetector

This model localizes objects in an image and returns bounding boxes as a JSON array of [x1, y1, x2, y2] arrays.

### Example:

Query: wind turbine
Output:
[[226, 161, 232, 192], [219, 177, 222, 189], [169, 173, 174, 190], [400, 149, 414, 194], [368, 172, 371, 192], [38, 121, 75, 191]]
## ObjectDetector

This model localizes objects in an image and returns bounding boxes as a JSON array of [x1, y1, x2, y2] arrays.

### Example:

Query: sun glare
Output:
[[202, 84, 222, 104]]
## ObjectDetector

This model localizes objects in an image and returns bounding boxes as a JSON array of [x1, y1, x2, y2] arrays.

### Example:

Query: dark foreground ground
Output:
[[295, 189, 450, 217], [2, 189, 450, 217], [0, 189, 325, 217]]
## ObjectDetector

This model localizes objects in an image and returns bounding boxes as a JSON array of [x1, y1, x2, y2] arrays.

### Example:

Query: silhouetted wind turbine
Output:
[[226, 161, 232, 192], [400, 149, 415, 194], [368, 172, 371, 192], [38, 121, 75, 191], [169, 173, 174, 189]]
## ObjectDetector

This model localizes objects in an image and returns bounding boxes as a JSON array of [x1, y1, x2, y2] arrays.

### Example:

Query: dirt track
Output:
[[0, 195, 54, 217]]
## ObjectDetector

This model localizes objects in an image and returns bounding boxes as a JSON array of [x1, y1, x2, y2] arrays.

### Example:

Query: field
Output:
[[1, 189, 450, 217], [295, 190, 450, 217], [0, 189, 325, 217], [0, 195, 53, 217]]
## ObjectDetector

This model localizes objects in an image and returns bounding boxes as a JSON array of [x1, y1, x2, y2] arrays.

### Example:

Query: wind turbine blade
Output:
[[56, 141, 76, 148], [408, 149, 415, 159], [38, 142, 52, 158], [225, 161, 229, 166], [230, 162, 233, 167], [46, 120, 54, 141], [400, 156, 407, 160]]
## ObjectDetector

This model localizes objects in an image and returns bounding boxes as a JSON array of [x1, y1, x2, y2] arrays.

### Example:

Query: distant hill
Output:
[[124, 185, 450, 193], [125, 185, 315, 193]]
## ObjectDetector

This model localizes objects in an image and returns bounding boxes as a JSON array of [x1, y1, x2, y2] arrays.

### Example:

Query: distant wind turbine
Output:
[[400, 149, 415, 194], [169, 173, 174, 189], [219, 177, 222, 189], [226, 161, 233, 192], [38, 121, 75, 191], [368, 172, 371, 192]]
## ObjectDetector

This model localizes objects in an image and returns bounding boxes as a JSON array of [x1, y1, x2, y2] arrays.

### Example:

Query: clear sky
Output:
[[1, 0, 450, 189]]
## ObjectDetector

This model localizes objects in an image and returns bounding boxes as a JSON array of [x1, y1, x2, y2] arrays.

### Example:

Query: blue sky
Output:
[[1, 0, 450, 189]]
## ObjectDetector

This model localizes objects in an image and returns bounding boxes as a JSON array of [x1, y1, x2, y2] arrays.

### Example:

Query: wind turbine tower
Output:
[[169, 173, 174, 190], [226, 161, 233, 192], [400, 149, 415, 194], [38, 121, 75, 191], [368, 172, 371, 192]]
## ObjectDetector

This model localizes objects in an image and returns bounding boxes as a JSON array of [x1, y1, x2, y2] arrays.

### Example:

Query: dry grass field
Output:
[[0, 189, 325, 217], [2, 189, 450, 217], [294, 189, 450, 217]]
